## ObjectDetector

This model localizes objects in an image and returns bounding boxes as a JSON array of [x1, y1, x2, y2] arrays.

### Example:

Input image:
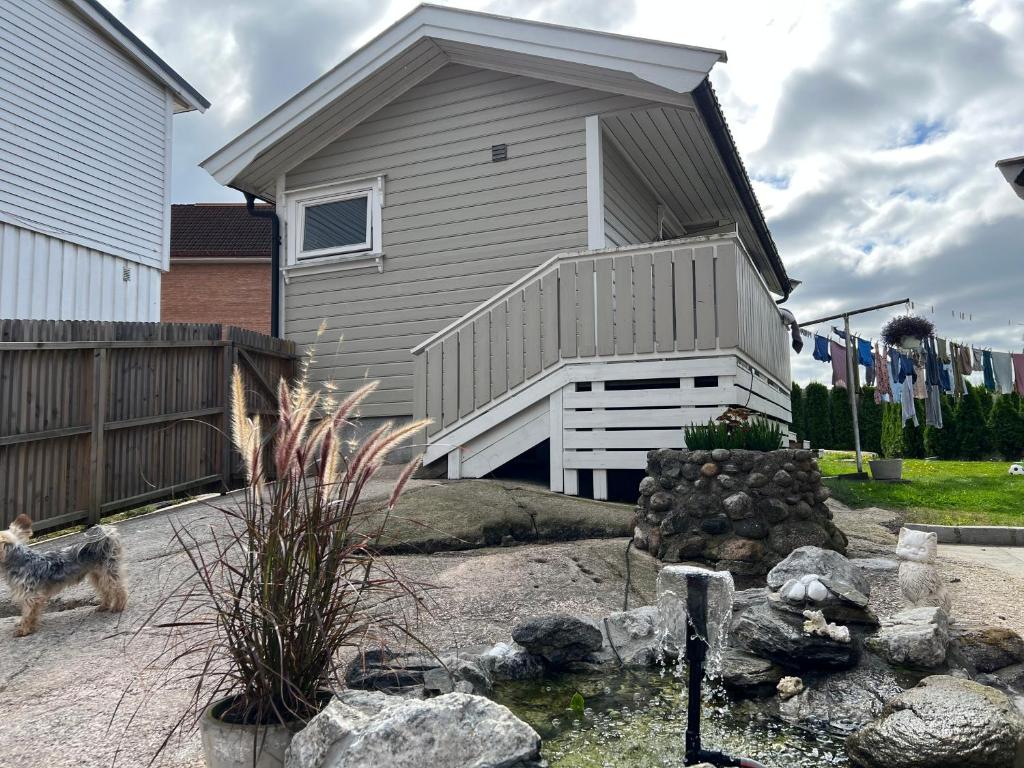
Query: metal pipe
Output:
[[800, 298, 910, 328], [843, 314, 864, 474], [242, 192, 281, 338]]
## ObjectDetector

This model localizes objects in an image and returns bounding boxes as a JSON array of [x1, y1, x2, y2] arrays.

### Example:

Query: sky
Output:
[[108, 0, 1024, 384]]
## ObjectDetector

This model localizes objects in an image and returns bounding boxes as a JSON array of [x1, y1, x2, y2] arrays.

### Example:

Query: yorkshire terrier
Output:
[[0, 514, 128, 637]]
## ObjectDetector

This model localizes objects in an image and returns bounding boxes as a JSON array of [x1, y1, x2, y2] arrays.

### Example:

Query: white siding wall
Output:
[[603, 139, 658, 247], [0, 221, 160, 321], [0, 0, 172, 271], [283, 64, 652, 418]]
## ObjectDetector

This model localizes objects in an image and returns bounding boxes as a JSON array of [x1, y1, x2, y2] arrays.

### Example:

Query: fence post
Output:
[[88, 347, 108, 524], [221, 339, 237, 492]]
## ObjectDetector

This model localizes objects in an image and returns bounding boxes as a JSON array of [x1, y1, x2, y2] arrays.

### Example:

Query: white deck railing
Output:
[[411, 234, 790, 437]]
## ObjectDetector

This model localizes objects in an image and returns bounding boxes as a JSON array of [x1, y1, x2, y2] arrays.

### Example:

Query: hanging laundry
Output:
[[992, 351, 1014, 395], [955, 345, 973, 394], [941, 362, 954, 393], [913, 358, 927, 400], [857, 337, 875, 386], [830, 341, 848, 387], [873, 343, 892, 403], [888, 349, 903, 403], [1012, 353, 1024, 396], [950, 343, 965, 395], [937, 337, 949, 361], [923, 337, 943, 429], [983, 350, 996, 391], [901, 375, 919, 427], [971, 348, 985, 373], [813, 334, 831, 362], [896, 354, 915, 383]]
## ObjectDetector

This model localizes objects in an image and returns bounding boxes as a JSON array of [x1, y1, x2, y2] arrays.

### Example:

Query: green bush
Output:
[[880, 403, 905, 459], [924, 394, 959, 459], [683, 417, 783, 451], [830, 385, 855, 450], [903, 399, 927, 458], [790, 382, 805, 443], [804, 383, 832, 449], [977, 386, 994, 421], [956, 383, 990, 459], [989, 394, 1024, 460], [858, 387, 882, 455]]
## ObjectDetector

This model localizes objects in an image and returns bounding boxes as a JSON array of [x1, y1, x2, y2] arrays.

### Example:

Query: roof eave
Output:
[[69, 0, 209, 113], [201, 4, 723, 190]]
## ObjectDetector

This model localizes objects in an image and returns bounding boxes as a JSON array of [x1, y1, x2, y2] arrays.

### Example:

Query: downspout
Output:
[[242, 192, 281, 338]]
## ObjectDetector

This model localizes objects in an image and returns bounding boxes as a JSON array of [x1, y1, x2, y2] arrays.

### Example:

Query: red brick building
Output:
[[162, 204, 273, 333]]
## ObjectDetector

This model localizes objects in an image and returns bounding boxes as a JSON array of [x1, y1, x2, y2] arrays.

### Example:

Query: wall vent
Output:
[[122, 266, 132, 283], [491, 143, 508, 162]]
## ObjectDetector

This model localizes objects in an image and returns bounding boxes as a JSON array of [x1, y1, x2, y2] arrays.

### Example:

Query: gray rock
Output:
[[773, 469, 793, 486], [594, 605, 659, 666], [422, 657, 492, 695], [285, 690, 543, 768], [767, 546, 870, 595], [477, 642, 545, 681], [779, 657, 904, 735], [711, 448, 731, 462], [866, 607, 949, 669], [721, 647, 785, 693], [850, 557, 899, 573], [701, 515, 730, 535], [734, 517, 768, 539], [638, 476, 658, 495], [723, 492, 753, 519], [345, 649, 435, 693], [511, 614, 603, 666], [731, 602, 857, 670], [845, 675, 1024, 768], [746, 472, 769, 488], [731, 586, 768, 615], [952, 626, 1024, 674]]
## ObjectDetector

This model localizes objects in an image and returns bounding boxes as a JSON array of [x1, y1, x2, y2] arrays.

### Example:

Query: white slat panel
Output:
[[563, 450, 649, 469], [565, 429, 682, 449]]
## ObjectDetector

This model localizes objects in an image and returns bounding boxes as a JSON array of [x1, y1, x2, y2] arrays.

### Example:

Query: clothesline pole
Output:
[[843, 314, 864, 474], [801, 298, 911, 329]]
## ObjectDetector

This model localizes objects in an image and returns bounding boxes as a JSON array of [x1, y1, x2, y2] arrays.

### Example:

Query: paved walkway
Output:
[[939, 544, 1024, 579]]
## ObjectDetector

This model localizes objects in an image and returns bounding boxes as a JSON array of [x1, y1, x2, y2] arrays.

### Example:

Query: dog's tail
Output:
[[76, 525, 123, 570]]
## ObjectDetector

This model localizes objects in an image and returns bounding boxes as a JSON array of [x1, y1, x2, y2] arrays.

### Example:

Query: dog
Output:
[[0, 514, 128, 637]]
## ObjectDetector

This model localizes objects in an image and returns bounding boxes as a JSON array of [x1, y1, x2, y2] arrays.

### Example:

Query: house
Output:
[[162, 204, 272, 333], [997, 155, 1024, 200], [0, 0, 207, 322], [201, 4, 794, 498]]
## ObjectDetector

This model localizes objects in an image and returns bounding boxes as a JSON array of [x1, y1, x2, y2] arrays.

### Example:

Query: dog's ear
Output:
[[9, 514, 33, 543]]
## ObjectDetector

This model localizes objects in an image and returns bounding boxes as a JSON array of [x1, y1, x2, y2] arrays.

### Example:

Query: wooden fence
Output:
[[0, 320, 297, 531]]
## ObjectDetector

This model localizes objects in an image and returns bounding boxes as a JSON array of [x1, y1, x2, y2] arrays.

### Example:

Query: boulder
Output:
[[511, 614, 603, 666], [593, 606, 660, 667], [730, 602, 857, 670], [476, 642, 544, 681], [952, 626, 1024, 674], [422, 657, 491, 695], [720, 647, 785, 694], [779, 658, 904, 736], [767, 546, 870, 595], [866, 607, 949, 669], [845, 675, 1024, 768], [285, 690, 543, 768], [345, 648, 434, 693]]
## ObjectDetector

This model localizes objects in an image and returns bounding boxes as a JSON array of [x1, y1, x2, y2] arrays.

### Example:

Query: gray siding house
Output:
[[202, 5, 794, 498]]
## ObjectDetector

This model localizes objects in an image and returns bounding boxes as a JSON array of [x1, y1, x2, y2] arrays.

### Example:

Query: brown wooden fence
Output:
[[0, 320, 297, 531]]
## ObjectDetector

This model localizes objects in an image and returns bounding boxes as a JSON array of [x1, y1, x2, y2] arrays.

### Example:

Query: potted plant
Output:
[[129, 371, 429, 768], [881, 314, 934, 351], [870, 403, 905, 481]]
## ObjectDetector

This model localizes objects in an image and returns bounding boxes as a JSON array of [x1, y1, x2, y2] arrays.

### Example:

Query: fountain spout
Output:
[[657, 566, 766, 768]]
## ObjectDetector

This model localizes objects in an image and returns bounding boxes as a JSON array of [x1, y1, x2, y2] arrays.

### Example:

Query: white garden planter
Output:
[[868, 458, 904, 481], [899, 336, 923, 351]]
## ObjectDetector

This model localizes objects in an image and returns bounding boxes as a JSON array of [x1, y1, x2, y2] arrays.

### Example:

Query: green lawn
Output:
[[820, 454, 1024, 527]]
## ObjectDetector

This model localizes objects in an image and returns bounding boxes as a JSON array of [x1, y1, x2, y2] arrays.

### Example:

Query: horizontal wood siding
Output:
[[602, 138, 658, 247], [0, 221, 161, 321], [0, 0, 170, 269], [0, 320, 296, 531], [284, 64, 652, 417]]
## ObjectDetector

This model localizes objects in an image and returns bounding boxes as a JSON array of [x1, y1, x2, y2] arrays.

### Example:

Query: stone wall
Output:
[[633, 448, 847, 576]]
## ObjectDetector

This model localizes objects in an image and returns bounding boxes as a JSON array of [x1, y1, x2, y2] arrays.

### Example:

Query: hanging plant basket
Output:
[[881, 315, 934, 348]]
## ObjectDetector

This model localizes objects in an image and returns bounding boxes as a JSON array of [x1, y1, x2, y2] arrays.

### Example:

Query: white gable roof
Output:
[[201, 4, 725, 196]]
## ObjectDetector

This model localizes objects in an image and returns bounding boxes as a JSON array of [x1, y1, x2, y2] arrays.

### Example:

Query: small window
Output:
[[287, 176, 384, 264]]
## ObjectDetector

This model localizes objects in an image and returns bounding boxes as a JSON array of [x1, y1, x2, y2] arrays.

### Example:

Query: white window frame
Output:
[[286, 176, 384, 267]]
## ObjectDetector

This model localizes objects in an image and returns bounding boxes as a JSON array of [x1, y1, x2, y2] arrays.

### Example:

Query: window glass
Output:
[[302, 195, 368, 253]]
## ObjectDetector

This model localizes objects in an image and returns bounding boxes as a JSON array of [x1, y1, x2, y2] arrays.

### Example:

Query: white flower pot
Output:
[[899, 335, 923, 351], [199, 697, 298, 768], [869, 458, 903, 481]]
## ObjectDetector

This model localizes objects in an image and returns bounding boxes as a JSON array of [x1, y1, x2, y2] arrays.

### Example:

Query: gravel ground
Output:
[[0, 490, 1020, 766]]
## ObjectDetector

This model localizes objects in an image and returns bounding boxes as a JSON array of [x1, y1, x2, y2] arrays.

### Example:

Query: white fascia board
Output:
[[201, 3, 725, 189], [65, 0, 208, 113]]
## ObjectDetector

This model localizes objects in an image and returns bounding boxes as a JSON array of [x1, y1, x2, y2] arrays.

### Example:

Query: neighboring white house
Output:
[[202, 5, 795, 498], [997, 155, 1024, 201], [0, 0, 207, 321]]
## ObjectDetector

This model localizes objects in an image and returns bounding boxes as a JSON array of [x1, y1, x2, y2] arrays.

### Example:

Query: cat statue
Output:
[[895, 527, 952, 614]]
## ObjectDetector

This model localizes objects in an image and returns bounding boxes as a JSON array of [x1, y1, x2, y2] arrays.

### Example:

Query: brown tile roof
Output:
[[171, 203, 272, 259]]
